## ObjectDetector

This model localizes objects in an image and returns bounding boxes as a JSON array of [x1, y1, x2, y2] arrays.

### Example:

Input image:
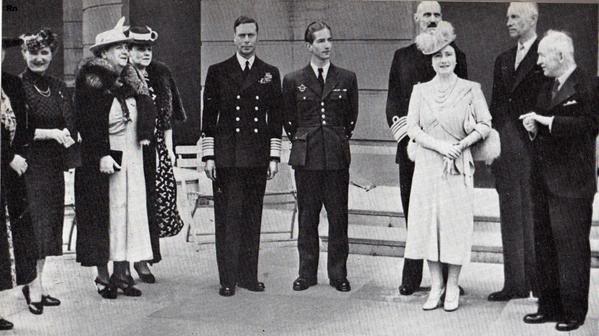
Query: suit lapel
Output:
[[501, 47, 517, 90], [240, 57, 263, 92], [512, 40, 539, 92], [224, 55, 243, 89], [322, 65, 339, 99], [549, 69, 578, 110], [301, 65, 323, 96]]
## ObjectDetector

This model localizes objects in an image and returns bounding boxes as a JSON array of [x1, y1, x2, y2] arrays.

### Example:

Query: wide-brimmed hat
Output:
[[126, 26, 158, 45], [2, 37, 22, 49], [415, 21, 456, 55], [20, 28, 58, 52], [89, 17, 131, 53]]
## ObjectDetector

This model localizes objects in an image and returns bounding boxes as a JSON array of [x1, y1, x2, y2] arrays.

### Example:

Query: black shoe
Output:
[[0, 318, 13, 330], [329, 279, 351, 292], [134, 263, 156, 284], [110, 275, 142, 297], [219, 286, 235, 297], [22, 286, 43, 315], [238, 281, 265, 292], [41, 294, 61, 307], [398, 284, 418, 296], [458, 286, 465, 295], [293, 277, 317, 291], [523, 313, 559, 324], [488, 290, 528, 302], [555, 319, 583, 332], [95, 278, 117, 299]]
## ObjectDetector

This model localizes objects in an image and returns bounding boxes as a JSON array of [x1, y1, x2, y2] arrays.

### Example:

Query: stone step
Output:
[[320, 225, 599, 268]]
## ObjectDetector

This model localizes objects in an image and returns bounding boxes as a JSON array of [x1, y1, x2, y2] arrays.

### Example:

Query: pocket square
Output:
[[563, 100, 578, 106]]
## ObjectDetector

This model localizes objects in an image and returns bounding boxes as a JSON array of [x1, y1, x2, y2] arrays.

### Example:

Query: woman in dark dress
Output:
[[19, 29, 76, 314], [0, 37, 37, 330], [126, 26, 187, 283]]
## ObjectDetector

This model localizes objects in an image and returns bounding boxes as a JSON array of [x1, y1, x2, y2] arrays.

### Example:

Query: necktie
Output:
[[514, 44, 525, 70], [317, 68, 325, 94], [551, 79, 560, 100], [242, 60, 250, 79]]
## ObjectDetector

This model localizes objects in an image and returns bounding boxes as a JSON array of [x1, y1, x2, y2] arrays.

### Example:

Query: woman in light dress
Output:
[[404, 21, 492, 312]]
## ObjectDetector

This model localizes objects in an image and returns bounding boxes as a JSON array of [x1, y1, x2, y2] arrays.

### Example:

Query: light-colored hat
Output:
[[89, 17, 131, 53], [126, 26, 159, 45], [415, 21, 456, 55]]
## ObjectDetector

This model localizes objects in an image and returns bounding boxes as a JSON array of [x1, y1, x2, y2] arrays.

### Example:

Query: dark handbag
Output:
[[63, 142, 82, 170]]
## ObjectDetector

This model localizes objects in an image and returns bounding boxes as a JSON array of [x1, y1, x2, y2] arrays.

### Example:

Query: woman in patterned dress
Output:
[[75, 18, 154, 298], [404, 22, 492, 312], [19, 29, 76, 315], [126, 26, 187, 283], [0, 37, 37, 330]]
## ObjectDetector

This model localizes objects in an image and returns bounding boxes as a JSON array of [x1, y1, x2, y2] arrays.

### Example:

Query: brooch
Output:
[[258, 72, 272, 84], [298, 84, 307, 92]]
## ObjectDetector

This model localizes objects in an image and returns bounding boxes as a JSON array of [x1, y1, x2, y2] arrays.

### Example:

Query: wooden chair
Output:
[[178, 142, 298, 242]]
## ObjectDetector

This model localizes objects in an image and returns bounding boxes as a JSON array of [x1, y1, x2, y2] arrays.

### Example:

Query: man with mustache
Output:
[[385, 1, 467, 296], [488, 2, 545, 302], [283, 21, 358, 292]]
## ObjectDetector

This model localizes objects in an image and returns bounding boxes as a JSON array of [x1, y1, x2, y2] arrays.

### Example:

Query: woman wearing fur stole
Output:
[[125, 26, 187, 283], [74, 18, 155, 299]]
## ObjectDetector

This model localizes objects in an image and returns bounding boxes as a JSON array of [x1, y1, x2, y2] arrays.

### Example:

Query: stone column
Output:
[[63, 0, 83, 86], [81, 0, 129, 58]]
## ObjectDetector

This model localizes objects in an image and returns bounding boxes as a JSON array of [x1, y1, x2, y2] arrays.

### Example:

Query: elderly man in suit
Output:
[[385, 0, 467, 295], [488, 2, 546, 302], [201, 16, 283, 297], [282, 21, 358, 292], [520, 30, 598, 332]]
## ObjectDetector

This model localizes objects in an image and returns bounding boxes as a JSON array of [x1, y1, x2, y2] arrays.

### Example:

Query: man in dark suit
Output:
[[282, 21, 358, 292], [385, 1, 467, 295], [521, 30, 598, 332], [201, 16, 283, 297], [488, 2, 546, 302]]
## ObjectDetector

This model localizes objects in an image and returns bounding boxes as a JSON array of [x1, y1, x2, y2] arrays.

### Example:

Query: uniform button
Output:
[[235, 128, 240, 133], [321, 102, 325, 106], [254, 117, 259, 122], [338, 95, 342, 98], [236, 117, 240, 122], [255, 96, 259, 100], [254, 129, 258, 133], [236, 95, 240, 99], [321, 108, 325, 112], [321, 114, 326, 119], [255, 106, 259, 111], [303, 97, 306, 100], [322, 121, 327, 125], [236, 106, 240, 110], [350, 121, 354, 125]]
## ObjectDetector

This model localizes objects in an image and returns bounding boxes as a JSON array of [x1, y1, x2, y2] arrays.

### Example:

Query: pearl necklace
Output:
[[33, 84, 51, 97]]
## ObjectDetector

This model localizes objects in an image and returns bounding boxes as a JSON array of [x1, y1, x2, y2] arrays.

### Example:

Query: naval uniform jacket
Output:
[[201, 55, 282, 166], [282, 64, 358, 170]]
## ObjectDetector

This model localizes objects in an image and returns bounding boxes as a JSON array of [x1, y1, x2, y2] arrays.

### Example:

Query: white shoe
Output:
[[423, 287, 445, 311], [444, 287, 460, 312]]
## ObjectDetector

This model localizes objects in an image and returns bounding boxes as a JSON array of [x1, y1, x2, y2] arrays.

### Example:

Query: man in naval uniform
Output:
[[282, 21, 358, 292], [201, 16, 282, 297]]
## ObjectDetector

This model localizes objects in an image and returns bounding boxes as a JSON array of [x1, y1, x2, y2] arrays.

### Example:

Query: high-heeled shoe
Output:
[[22, 286, 43, 315], [110, 274, 142, 297], [444, 287, 460, 312], [95, 278, 117, 299], [422, 287, 445, 311], [42, 295, 61, 306], [134, 263, 156, 284]]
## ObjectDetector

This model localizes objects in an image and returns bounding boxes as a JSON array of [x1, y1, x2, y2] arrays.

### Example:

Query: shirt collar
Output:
[[236, 53, 255, 70], [310, 61, 331, 80], [518, 34, 537, 55], [556, 65, 576, 90]]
